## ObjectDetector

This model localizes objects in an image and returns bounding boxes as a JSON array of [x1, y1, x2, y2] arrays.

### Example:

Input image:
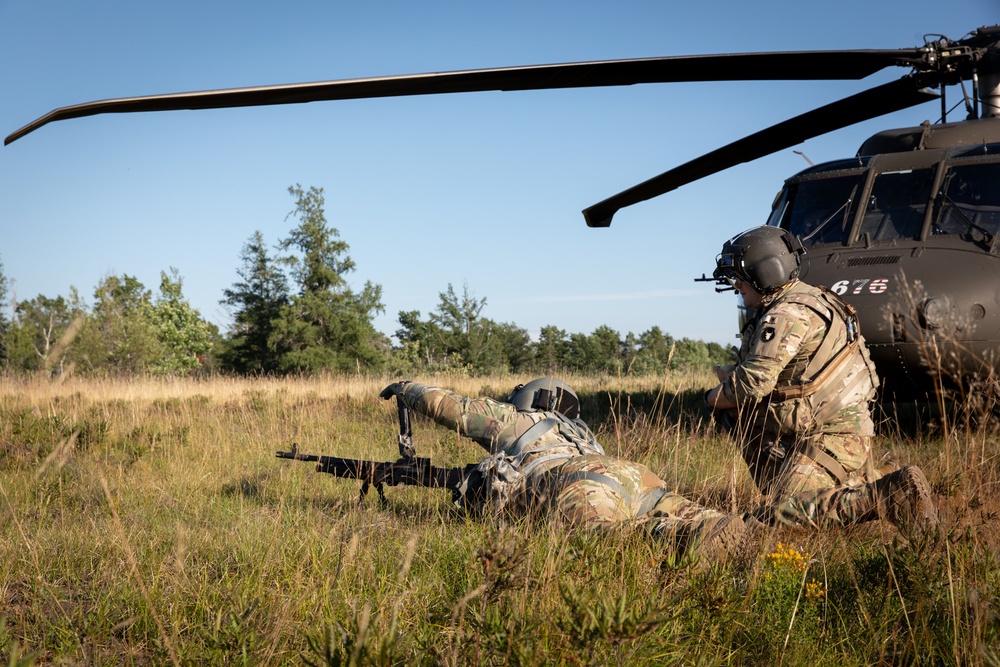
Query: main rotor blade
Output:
[[6, 49, 924, 145], [582, 76, 939, 227]]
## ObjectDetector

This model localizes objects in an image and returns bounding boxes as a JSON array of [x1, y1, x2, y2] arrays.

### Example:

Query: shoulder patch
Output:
[[751, 314, 793, 359]]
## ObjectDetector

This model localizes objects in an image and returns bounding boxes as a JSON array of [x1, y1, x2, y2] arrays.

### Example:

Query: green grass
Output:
[[1, 373, 998, 665]]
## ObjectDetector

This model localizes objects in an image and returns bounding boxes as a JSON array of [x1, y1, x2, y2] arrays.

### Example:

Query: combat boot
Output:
[[873, 465, 939, 533], [681, 514, 751, 567], [874, 456, 900, 478]]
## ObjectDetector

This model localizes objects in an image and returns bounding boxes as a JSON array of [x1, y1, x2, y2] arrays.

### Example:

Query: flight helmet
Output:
[[713, 225, 805, 294], [507, 377, 580, 419]]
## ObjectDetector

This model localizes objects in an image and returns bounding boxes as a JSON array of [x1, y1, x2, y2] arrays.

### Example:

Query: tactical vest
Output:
[[763, 282, 880, 428], [455, 410, 605, 514], [502, 410, 605, 475]]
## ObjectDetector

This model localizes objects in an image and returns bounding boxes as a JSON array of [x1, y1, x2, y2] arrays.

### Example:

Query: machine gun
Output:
[[276, 393, 476, 506]]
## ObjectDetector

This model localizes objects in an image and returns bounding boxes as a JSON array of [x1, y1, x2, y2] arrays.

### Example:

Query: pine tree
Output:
[[221, 231, 289, 373], [269, 184, 386, 373]]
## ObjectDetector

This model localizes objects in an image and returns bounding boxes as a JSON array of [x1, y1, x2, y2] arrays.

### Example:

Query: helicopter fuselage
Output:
[[766, 117, 1000, 397]]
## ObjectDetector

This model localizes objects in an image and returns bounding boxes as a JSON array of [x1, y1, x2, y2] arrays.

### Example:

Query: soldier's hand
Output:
[[705, 384, 737, 411], [379, 380, 411, 400]]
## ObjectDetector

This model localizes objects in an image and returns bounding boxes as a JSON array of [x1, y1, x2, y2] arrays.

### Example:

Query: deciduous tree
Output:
[[536, 325, 568, 372], [77, 274, 161, 374], [428, 282, 489, 369], [151, 268, 214, 374], [6, 291, 86, 374], [0, 255, 10, 364]]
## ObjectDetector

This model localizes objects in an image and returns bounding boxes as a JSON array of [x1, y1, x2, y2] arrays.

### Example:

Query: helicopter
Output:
[[6, 25, 1000, 399]]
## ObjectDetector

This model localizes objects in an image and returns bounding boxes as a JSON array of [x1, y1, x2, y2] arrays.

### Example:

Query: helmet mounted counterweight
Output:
[[713, 226, 805, 294], [507, 378, 580, 419]]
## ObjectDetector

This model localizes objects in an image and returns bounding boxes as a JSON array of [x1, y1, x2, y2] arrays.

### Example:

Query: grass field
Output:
[[1, 373, 998, 665]]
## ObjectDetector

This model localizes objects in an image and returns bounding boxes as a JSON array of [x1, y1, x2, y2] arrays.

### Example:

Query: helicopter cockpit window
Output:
[[767, 174, 863, 246], [932, 162, 1000, 243], [857, 169, 934, 242]]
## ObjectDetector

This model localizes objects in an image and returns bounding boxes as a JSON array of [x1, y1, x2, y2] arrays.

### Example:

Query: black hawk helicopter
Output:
[[7, 25, 1000, 399]]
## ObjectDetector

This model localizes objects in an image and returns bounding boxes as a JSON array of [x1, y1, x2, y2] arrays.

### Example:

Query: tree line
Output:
[[0, 185, 733, 377]]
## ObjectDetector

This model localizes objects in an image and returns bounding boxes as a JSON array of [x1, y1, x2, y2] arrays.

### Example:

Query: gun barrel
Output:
[[276, 448, 320, 462], [276, 448, 474, 492]]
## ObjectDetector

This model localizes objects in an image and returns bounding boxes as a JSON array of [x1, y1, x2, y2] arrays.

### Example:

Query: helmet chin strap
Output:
[[760, 277, 799, 306]]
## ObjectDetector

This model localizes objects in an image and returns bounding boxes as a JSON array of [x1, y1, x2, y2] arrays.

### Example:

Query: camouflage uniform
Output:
[[398, 382, 737, 552], [717, 280, 888, 526]]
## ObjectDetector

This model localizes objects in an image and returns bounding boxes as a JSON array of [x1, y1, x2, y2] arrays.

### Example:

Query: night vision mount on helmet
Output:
[[713, 226, 806, 295], [508, 378, 580, 420]]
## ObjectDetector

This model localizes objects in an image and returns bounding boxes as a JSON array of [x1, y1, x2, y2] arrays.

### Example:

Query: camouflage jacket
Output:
[[398, 382, 605, 512], [721, 280, 879, 439]]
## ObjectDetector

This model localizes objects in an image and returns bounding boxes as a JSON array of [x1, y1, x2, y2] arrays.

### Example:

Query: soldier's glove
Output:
[[379, 380, 411, 400], [716, 408, 738, 434]]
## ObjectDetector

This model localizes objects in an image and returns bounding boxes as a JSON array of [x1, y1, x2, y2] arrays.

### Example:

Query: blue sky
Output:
[[1, 0, 995, 346]]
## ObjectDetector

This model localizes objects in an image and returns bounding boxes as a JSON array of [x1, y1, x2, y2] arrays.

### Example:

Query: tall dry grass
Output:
[[0, 372, 997, 665]]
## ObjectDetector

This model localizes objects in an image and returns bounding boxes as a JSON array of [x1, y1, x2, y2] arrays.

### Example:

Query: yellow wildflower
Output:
[[765, 542, 811, 574], [805, 579, 827, 600]]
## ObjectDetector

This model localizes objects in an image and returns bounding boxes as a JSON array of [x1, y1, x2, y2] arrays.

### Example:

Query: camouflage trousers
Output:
[[765, 483, 876, 528], [741, 432, 875, 496], [529, 454, 731, 543], [741, 434, 881, 526], [738, 432, 899, 528]]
